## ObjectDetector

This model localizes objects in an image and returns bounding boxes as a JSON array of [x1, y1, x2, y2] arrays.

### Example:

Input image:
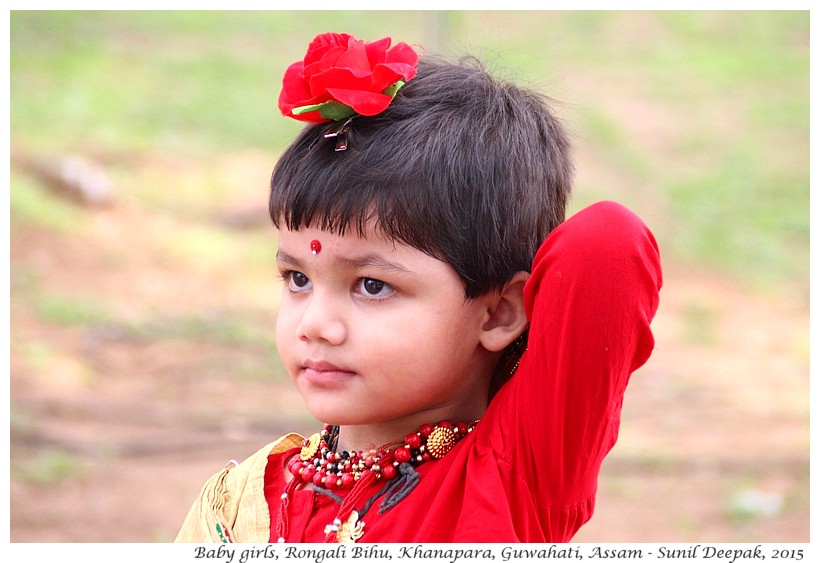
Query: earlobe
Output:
[[479, 271, 530, 352]]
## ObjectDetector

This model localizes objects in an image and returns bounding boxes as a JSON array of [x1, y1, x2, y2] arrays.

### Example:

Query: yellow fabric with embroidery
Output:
[[175, 433, 303, 543]]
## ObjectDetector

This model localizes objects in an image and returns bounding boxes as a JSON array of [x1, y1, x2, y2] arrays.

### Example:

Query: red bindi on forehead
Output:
[[310, 240, 322, 254]]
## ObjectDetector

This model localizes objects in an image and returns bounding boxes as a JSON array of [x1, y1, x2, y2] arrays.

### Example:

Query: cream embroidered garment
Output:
[[175, 433, 303, 543]]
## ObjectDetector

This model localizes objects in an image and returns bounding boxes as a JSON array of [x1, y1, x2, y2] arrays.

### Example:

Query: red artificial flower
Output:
[[278, 32, 420, 124]]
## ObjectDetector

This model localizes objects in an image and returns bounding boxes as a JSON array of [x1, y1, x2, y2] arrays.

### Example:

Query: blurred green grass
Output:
[[9, 11, 810, 543], [10, 10, 809, 293]]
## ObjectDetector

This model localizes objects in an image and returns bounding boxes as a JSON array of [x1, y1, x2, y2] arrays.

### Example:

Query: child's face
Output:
[[275, 222, 495, 437]]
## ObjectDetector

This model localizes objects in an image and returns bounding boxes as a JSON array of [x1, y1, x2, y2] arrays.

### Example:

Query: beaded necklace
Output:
[[277, 420, 477, 543]]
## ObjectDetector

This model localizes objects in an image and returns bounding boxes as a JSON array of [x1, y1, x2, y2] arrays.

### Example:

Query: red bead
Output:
[[405, 432, 422, 449], [288, 458, 302, 475], [381, 464, 397, 479], [290, 420, 474, 493], [301, 466, 316, 482], [394, 447, 411, 463]]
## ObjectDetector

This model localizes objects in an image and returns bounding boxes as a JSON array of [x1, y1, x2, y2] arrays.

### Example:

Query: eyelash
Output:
[[355, 277, 394, 300], [280, 270, 311, 293], [278, 270, 395, 301]]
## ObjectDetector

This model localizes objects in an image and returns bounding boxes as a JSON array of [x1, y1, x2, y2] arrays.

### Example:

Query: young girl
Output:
[[176, 32, 662, 544]]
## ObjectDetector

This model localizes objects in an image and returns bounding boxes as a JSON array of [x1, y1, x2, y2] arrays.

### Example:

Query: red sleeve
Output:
[[482, 201, 662, 536]]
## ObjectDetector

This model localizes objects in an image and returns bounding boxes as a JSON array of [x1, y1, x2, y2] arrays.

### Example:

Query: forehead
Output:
[[270, 196, 449, 273], [276, 221, 398, 255], [275, 224, 413, 272], [275, 223, 459, 282]]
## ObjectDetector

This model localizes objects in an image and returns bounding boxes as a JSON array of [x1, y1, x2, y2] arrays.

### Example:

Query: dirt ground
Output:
[[9, 152, 810, 543]]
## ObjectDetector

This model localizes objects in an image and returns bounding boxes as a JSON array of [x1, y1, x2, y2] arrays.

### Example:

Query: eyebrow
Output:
[[276, 249, 412, 274], [339, 254, 412, 274], [275, 249, 304, 268]]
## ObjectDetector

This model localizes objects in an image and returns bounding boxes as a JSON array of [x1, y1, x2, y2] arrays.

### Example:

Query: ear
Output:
[[478, 271, 530, 353]]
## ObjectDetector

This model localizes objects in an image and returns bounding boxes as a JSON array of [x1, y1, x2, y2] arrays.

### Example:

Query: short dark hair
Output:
[[269, 56, 573, 298]]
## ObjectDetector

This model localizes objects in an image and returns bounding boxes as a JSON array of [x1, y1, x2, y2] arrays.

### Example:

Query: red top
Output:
[[264, 201, 662, 542]]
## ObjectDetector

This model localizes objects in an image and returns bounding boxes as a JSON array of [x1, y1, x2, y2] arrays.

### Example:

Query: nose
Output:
[[297, 291, 347, 346]]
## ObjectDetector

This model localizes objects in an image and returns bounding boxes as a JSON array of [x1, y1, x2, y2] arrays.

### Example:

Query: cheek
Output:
[[422, 306, 486, 359], [378, 316, 460, 364], [351, 319, 417, 368], [274, 300, 287, 337], [274, 303, 298, 357]]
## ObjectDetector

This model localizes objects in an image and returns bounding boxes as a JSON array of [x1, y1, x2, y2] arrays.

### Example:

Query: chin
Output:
[[301, 400, 353, 426], [304, 404, 382, 428]]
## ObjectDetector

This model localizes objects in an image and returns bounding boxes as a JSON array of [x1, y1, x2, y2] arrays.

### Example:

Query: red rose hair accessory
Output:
[[278, 32, 420, 149]]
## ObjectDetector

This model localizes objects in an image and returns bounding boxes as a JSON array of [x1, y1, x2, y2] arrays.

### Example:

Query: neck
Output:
[[331, 352, 498, 452], [334, 404, 486, 453]]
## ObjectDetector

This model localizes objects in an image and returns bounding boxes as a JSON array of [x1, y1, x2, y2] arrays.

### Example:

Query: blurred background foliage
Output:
[[9, 10, 809, 543], [11, 10, 809, 292]]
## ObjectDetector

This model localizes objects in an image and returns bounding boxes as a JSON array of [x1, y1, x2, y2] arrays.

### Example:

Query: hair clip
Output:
[[323, 116, 355, 151]]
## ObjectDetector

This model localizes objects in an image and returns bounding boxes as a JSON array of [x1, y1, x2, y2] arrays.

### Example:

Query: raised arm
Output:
[[485, 200, 662, 538]]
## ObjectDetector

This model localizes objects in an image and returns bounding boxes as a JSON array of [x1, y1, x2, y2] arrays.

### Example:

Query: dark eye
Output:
[[292, 272, 309, 288], [357, 277, 393, 299], [363, 278, 385, 295], [286, 271, 311, 293]]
